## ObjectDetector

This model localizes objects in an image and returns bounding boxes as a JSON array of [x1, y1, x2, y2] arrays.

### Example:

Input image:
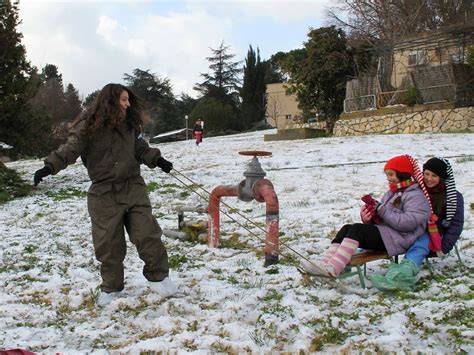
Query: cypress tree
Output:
[[241, 45, 267, 130]]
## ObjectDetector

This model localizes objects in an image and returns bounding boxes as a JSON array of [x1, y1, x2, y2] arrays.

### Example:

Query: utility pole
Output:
[[185, 115, 189, 140]]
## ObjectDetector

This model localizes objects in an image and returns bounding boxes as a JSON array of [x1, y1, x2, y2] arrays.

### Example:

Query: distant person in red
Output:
[[192, 118, 204, 146]]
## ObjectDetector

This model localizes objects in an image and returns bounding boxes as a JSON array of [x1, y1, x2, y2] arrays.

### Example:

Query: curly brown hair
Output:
[[84, 83, 144, 134]]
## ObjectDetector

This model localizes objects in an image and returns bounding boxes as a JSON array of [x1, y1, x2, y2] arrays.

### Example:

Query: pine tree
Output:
[[42, 63, 63, 85], [29, 64, 72, 145], [0, 0, 33, 153], [194, 41, 242, 100], [64, 83, 82, 121], [240, 45, 267, 130], [123, 68, 180, 135], [194, 41, 243, 131]]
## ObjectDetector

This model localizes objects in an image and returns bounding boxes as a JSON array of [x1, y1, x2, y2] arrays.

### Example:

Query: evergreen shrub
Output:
[[0, 166, 33, 204]]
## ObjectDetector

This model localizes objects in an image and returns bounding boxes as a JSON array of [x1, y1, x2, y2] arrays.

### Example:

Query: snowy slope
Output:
[[1, 130, 473, 353]]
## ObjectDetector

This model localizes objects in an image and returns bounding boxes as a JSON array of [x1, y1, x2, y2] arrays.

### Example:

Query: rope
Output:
[[165, 152, 472, 271], [168, 168, 313, 264], [266, 154, 474, 172]]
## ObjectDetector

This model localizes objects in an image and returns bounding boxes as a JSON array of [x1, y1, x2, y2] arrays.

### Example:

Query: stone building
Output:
[[344, 23, 474, 113], [265, 83, 303, 129], [337, 23, 474, 136]]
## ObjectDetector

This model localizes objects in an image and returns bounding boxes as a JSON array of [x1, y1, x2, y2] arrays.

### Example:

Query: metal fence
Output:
[[343, 62, 474, 113], [343, 94, 376, 113], [376, 90, 408, 107], [418, 84, 456, 104]]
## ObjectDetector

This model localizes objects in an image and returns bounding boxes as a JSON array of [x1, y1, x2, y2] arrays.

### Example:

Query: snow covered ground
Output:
[[1, 129, 473, 353]]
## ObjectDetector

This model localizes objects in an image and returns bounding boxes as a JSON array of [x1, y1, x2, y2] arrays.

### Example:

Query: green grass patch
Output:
[[259, 304, 294, 320], [157, 182, 181, 194], [168, 254, 188, 269], [261, 289, 283, 302], [46, 187, 87, 201], [147, 181, 160, 192], [332, 311, 359, 321], [227, 275, 239, 285], [179, 191, 191, 199], [435, 305, 473, 328], [181, 225, 207, 243], [219, 233, 250, 250], [24, 244, 39, 253], [309, 323, 348, 351], [265, 266, 280, 274]]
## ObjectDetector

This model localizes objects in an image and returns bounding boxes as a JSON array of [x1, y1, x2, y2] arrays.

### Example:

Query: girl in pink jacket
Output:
[[300, 155, 432, 278]]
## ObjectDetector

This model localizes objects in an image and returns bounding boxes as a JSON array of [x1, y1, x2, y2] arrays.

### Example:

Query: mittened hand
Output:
[[156, 157, 173, 173], [361, 194, 379, 207], [34, 165, 52, 186], [360, 205, 374, 224], [361, 194, 382, 224]]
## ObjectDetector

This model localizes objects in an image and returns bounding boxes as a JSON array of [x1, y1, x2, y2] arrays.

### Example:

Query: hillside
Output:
[[1, 130, 473, 353]]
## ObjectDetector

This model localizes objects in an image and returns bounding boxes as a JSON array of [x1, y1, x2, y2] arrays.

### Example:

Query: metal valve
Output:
[[237, 150, 272, 202]]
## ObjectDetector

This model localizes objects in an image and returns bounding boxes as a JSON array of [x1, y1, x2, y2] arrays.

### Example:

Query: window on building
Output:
[[408, 53, 418, 66], [285, 114, 291, 120], [408, 50, 429, 66], [449, 53, 462, 64]]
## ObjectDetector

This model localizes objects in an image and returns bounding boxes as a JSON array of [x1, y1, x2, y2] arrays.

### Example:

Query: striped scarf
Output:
[[389, 179, 413, 192], [404, 155, 443, 254], [437, 157, 457, 227]]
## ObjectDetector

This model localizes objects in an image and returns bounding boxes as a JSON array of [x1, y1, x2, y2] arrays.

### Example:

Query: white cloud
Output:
[[187, 0, 332, 23], [96, 15, 123, 45], [18, 1, 329, 99], [18, 1, 235, 98]]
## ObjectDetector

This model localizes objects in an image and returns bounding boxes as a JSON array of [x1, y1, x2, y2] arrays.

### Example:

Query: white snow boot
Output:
[[148, 277, 178, 298], [97, 291, 121, 307], [298, 259, 333, 277]]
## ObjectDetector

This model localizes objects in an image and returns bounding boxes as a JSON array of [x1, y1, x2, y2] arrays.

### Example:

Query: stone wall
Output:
[[264, 128, 327, 142], [333, 105, 474, 136]]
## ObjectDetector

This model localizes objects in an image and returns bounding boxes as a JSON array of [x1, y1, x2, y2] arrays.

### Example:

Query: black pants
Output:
[[332, 223, 387, 251]]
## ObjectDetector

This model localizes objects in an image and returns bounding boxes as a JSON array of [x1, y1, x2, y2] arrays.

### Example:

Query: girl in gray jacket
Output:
[[300, 155, 432, 278]]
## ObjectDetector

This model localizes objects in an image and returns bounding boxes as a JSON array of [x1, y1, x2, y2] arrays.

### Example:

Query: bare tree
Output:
[[266, 95, 283, 130], [328, 0, 473, 46]]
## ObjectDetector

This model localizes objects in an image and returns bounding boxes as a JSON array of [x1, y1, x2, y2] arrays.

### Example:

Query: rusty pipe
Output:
[[252, 179, 279, 266], [207, 184, 239, 247]]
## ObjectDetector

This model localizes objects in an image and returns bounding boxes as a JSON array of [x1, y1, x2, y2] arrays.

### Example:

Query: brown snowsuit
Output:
[[45, 116, 169, 292]]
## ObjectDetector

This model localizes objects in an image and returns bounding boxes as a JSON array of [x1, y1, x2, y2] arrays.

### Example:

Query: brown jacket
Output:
[[45, 116, 161, 194]]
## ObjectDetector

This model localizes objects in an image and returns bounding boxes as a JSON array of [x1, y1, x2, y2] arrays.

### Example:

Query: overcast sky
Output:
[[18, 0, 332, 99]]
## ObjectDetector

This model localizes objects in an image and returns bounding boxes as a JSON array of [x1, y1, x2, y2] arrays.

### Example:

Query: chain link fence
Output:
[[344, 63, 473, 113], [343, 95, 376, 113]]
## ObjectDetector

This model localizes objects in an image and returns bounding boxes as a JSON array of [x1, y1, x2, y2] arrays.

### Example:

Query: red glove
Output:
[[361, 194, 382, 224], [360, 205, 373, 224]]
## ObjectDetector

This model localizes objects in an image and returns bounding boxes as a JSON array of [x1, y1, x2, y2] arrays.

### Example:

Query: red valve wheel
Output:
[[238, 150, 272, 157]]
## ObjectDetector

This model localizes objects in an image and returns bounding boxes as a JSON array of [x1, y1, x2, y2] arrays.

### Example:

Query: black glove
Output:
[[34, 165, 52, 186], [156, 157, 173, 173]]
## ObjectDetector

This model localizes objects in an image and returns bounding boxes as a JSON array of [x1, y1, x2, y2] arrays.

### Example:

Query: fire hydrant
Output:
[[207, 151, 279, 266]]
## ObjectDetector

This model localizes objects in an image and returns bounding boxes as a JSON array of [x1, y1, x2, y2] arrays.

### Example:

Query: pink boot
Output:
[[322, 243, 340, 264], [326, 238, 359, 277]]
